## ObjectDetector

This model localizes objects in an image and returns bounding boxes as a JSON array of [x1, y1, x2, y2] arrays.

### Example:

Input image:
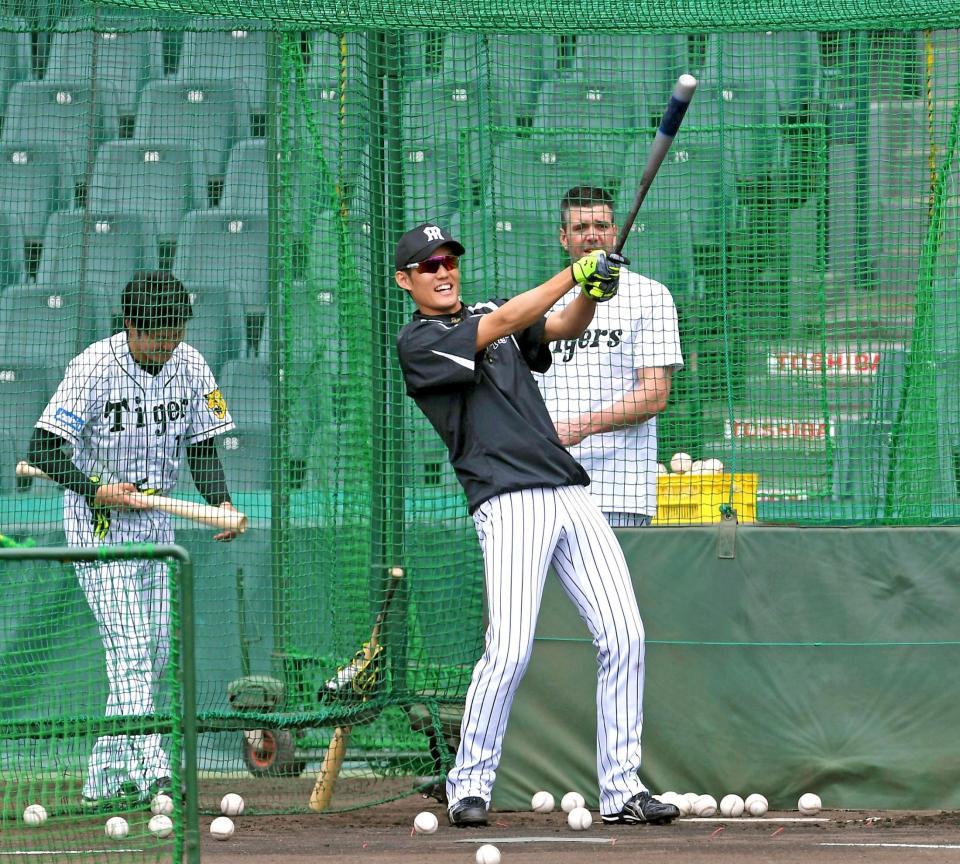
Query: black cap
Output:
[[395, 223, 466, 270], [122, 271, 193, 330]]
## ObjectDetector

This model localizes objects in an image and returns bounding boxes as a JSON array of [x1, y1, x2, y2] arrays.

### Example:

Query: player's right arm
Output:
[[475, 251, 619, 351], [27, 427, 147, 509]]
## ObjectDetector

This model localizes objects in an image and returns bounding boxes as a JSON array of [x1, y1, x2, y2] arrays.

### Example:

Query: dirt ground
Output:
[[5, 779, 960, 862], [197, 796, 960, 863]]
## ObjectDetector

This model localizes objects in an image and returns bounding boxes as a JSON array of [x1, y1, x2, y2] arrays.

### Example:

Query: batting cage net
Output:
[[0, 0, 959, 835]]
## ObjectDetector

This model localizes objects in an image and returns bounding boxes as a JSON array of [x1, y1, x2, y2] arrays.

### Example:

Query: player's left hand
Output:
[[214, 502, 240, 542], [586, 252, 628, 302]]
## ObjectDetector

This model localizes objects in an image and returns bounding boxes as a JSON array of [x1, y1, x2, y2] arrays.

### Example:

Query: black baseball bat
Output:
[[613, 74, 698, 255]]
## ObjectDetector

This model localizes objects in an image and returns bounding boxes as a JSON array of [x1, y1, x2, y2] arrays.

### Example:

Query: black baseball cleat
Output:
[[81, 781, 145, 813], [448, 796, 488, 827], [602, 791, 680, 825]]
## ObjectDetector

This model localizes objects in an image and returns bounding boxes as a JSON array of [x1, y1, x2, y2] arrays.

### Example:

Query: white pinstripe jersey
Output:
[[36, 332, 235, 544]]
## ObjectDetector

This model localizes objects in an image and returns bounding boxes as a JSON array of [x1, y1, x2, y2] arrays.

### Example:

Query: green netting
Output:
[[0, 0, 958, 824], [0, 544, 189, 863]]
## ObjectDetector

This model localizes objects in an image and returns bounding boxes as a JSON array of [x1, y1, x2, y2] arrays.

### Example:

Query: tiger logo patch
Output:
[[205, 389, 228, 420]]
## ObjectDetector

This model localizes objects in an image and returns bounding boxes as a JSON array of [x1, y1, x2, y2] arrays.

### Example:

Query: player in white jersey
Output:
[[540, 187, 684, 526], [395, 222, 679, 828], [28, 272, 238, 810]]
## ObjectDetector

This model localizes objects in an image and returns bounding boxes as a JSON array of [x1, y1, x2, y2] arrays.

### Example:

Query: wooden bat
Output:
[[613, 73, 698, 254], [309, 566, 404, 812], [15, 461, 248, 534]]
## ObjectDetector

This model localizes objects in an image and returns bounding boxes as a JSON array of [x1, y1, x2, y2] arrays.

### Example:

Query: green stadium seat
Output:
[[171, 210, 268, 305], [0, 17, 30, 114], [491, 137, 625, 217], [34, 210, 158, 295], [569, 34, 689, 101], [301, 33, 368, 187], [620, 139, 733, 246], [0, 143, 66, 241], [220, 138, 266, 216], [611, 206, 696, 298], [531, 78, 641, 140], [462, 208, 562, 296], [0, 426, 16, 492], [44, 13, 164, 118], [1, 80, 119, 184], [87, 140, 208, 243], [700, 32, 821, 113], [0, 362, 57, 457], [681, 82, 781, 180], [217, 357, 271, 433], [217, 428, 272, 491], [439, 33, 556, 123], [0, 212, 24, 287], [181, 281, 240, 375], [175, 17, 268, 115], [401, 77, 505, 166], [401, 142, 461, 225], [133, 79, 251, 177], [0, 282, 81, 371]]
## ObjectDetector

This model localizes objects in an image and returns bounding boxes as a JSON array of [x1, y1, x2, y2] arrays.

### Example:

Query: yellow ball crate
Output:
[[652, 472, 758, 525]]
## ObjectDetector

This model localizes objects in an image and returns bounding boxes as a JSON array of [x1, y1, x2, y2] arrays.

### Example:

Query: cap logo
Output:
[[423, 226, 444, 242]]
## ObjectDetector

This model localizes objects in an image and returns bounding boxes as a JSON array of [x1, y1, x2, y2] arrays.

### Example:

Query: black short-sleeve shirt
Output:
[[397, 299, 589, 513]]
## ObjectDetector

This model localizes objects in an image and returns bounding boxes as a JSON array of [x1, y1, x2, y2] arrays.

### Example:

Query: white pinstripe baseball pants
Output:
[[447, 485, 647, 815]]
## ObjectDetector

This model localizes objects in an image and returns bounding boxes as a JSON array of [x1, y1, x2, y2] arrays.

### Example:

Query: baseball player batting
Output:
[[27, 272, 239, 810], [395, 223, 679, 827]]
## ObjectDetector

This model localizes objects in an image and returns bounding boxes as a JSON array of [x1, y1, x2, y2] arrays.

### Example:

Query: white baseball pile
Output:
[[220, 792, 245, 816], [150, 793, 174, 816], [567, 806, 592, 831], [560, 791, 585, 813], [22, 804, 48, 827], [475, 843, 501, 864], [530, 790, 554, 813], [719, 794, 745, 817], [413, 811, 438, 834], [668, 452, 724, 475], [105, 816, 129, 839], [210, 816, 235, 840], [693, 794, 717, 817], [148, 814, 173, 839]]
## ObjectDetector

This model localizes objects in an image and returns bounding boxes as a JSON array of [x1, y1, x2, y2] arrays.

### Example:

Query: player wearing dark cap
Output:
[[395, 223, 679, 828]]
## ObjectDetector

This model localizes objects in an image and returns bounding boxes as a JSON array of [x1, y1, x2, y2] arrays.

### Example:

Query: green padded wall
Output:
[[495, 526, 960, 811]]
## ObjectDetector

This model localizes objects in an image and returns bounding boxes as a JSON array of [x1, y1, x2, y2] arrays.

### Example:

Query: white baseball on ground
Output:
[[682, 791, 700, 805], [560, 791, 586, 813], [693, 794, 717, 817], [150, 794, 173, 816], [744, 793, 769, 816], [413, 811, 438, 834], [531, 790, 555, 813], [220, 793, 245, 816], [210, 816, 235, 840], [673, 794, 693, 816], [798, 792, 822, 815], [148, 814, 173, 839], [700, 458, 725, 473], [23, 804, 48, 826], [719, 794, 745, 817], [567, 806, 592, 831], [105, 816, 129, 839], [670, 452, 693, 474], [476, 843, 501, 864]]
